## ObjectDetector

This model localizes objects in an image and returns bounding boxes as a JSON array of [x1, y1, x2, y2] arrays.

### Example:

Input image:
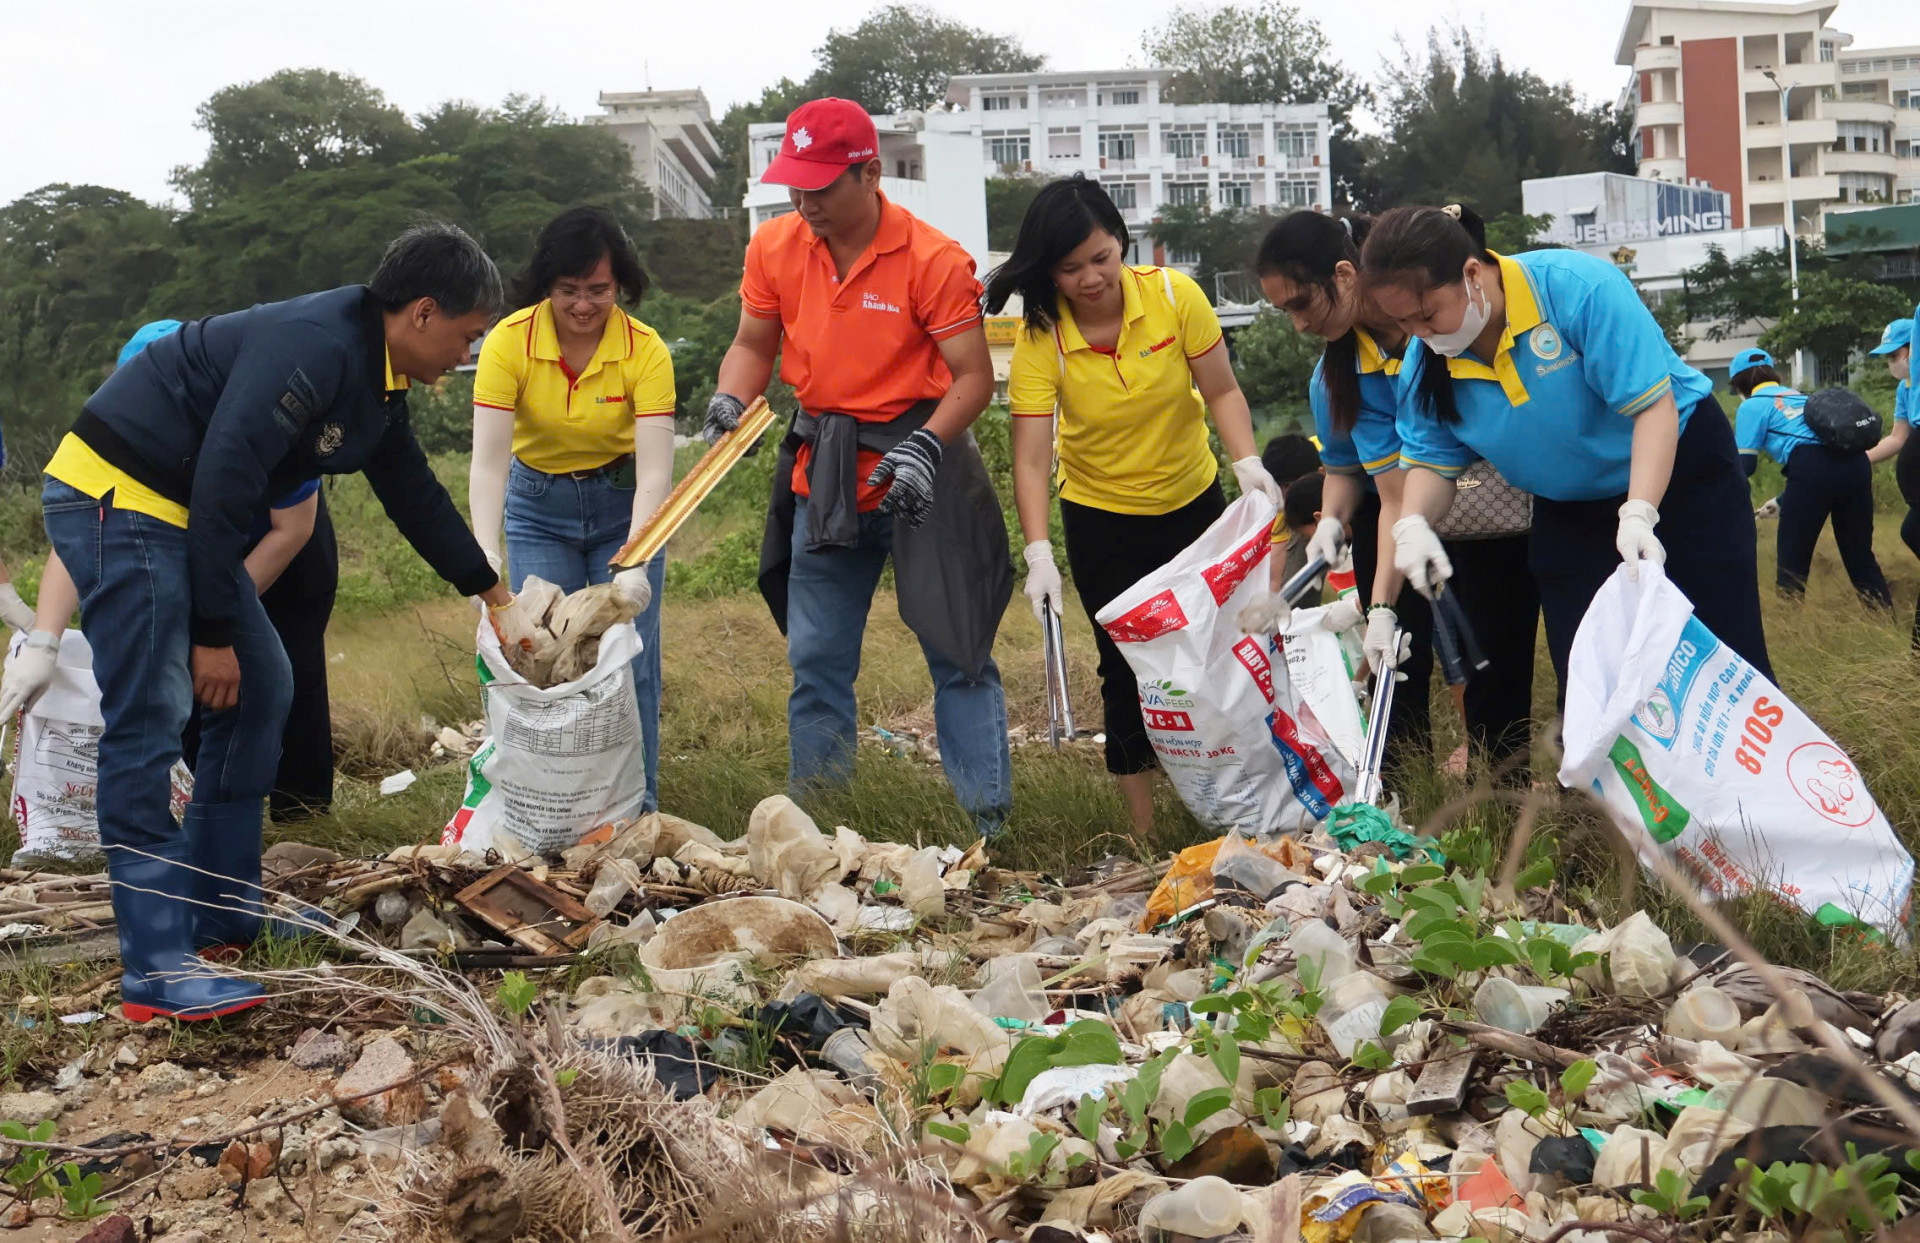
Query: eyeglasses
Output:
[[553, 284, 616, 307]]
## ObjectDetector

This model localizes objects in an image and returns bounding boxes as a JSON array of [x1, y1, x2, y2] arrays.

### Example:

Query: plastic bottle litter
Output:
[[818, 1026, 882, 1095], [1211, 833, 1296, 901], [1472, 977, 1569, 1035], [1287, 919, 1356, 985], [1320, 971, 1393, 1057], [1665, 985, 1742, 1045], [1137, 1174, 1248, 1238], [585, 857, 644, 917]]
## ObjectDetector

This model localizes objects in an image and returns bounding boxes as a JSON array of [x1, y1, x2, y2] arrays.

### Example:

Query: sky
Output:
[[6, 0, 1919, 207]]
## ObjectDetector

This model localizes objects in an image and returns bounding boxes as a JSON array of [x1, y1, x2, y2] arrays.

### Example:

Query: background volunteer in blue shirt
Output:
[[1865, 317, 1920, 648], [1360, 204, 1771, 693], [1245, 209, 1538, 780], [1731, 347, 1890, 607], [31, 221, 531, 1023]]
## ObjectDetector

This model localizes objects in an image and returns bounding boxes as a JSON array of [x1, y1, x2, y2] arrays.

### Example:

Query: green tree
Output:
[[0, 184, 179, 446], [1232, 310, 1321, 418], [1355, 26, 1629, 214], [1758, 271, 1911, 379], [1148, 203, 1274, 298], [711, 80, 813, 217], [1482, 211, 1554, 254], [1675, 244, 1793, 344], [1142, 1, 1369, 195], [986, 175, 1051, 251], [171, 68, 416, 209], [810, 4, 1044, 114]]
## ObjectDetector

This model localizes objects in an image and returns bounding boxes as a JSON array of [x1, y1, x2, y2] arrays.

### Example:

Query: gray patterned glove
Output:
[[866, 429, 945, 528], [703, 392, 746, 445]]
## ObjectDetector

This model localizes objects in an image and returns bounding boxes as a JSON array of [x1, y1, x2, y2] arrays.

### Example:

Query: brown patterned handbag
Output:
[[1433, 458, 1532, 539]]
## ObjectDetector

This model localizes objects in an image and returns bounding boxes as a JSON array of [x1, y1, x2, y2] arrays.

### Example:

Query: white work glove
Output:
[[1236, 591, 1291, 635], [1390, 514, 1453, 594], [1616, 499, 1666, 580], [1362, 607, 1412, 682], [487, 596, 539, 656], [1755, 495, 1781, 520], [612, 566, 653, 614], [1022, 542, 1063, 623], [0, 630, 59, 719], [1305, 516, 1346, 569], [1319, 597, 1364, 635], [0, 585, 33, 634], [1231, 457, 1283, 507]]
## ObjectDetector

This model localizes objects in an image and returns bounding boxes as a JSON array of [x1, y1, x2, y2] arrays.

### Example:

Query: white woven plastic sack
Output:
[[1560, 565, 1913, 938], [1095, 493, 1355, 836], [442, 614, 645, 855], [6, 629, 104, 866]]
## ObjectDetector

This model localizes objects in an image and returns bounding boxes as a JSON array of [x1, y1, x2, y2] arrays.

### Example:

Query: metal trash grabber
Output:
[[1042, 597, 1076, 748], [1277, 555, 1331, 610], [1353, 625, 1401, 807], [1426, 581, 1489, 686]]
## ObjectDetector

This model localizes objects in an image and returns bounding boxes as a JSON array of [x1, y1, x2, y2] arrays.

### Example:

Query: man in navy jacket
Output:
[[38, 220, 537, 1021]]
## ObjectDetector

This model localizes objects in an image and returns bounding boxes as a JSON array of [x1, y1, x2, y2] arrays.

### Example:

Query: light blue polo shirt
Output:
[[1896, 379, 1913, 427], [1396, 249, 1715, 501], [1733, 382, 1818, 465], [1310, 327, 1403, 478]]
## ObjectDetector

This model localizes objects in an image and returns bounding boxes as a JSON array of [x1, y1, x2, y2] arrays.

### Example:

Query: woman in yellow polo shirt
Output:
[[471, 206, 675, 812], [985, 176, 1279, 838]]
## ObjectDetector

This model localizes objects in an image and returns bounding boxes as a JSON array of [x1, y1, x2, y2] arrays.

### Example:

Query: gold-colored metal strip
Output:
[[609, 396, 776, 568]]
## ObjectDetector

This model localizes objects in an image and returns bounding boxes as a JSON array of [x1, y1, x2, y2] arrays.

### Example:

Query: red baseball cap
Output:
[[761, 98, 880, 191]]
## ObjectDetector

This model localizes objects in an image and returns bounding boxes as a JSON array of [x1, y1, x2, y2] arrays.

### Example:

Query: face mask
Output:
[[1423, 270, 1490, 358], [1894, 355, 1911, 382]]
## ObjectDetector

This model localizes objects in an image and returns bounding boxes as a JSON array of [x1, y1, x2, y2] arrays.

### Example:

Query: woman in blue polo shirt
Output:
[[1247, 209, 1537, 777], [1731, 347, 1890, 606], [1867, 317, 1920, 646], [1360, 204, 1770, 690]]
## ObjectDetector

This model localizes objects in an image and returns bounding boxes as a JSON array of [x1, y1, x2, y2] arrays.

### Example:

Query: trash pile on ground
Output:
[[4, 798, 1920, 1242]]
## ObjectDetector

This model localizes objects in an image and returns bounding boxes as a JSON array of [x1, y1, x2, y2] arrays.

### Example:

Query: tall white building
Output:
[[927, 70, 1332, 266], [1616, 1, 1913, 238], [594, 89, 723, 220], [742, 113, 991, 270]]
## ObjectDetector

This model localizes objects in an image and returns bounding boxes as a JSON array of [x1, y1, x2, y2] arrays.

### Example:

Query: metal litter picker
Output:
[[1041, 595, 1076, 748]]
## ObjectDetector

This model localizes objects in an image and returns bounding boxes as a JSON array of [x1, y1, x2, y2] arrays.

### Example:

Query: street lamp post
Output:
[[1764, 69, 1804, 386]]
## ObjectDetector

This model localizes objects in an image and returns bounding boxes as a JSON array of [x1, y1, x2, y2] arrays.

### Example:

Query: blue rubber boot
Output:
[[111, 843, 265, 1023], [186, 801, 323, 951]]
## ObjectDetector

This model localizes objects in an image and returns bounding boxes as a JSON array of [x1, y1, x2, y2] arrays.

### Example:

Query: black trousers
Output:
[[1354, 490, 1537, 775], [1776, 443, 1891, 606], [178, 498, 337, 819], [1062, 483, 1226, 776], [1530, 399, 1772, 698], [1443, 533, 1539, 775], [1901, 509, 1920, 651]]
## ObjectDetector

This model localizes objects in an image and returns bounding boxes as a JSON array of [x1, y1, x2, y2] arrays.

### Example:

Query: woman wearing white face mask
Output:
[[1361, 204, 1770, 694]]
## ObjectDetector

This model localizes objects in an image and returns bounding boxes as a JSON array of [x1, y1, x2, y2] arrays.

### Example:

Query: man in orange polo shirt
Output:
[[705, 97, 1013, 836]]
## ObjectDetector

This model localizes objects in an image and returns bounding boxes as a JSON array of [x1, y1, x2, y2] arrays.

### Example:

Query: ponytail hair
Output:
[[1360, 204, 1493, 425], [1255, 210, 1373, 433]]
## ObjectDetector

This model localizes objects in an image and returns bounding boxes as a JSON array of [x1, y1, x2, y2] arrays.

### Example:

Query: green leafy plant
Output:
[[1111, 1050, 1175, 1160], [552, 1068, 580, 1090], [1631, 1167, 1709, 1221], [0, 1120, 55, 1203], [926, 1119, 971, 1145], [496, 971, 537, 1017], [990, 1020, 1123, 1106], [1253, 1086, 1290, 1132], [1504, 1080, 1550, 1120], [1559, 1059, 1598, 1102], [1074, 1093, 1106, 1145], [53, 1164, 110, 1221], [1378, 995, 1421, 1037], [1349, 1041, 1395, 1072], [1734, 1146, 1904, 1237], [1000, 1131, 1063, 1185]]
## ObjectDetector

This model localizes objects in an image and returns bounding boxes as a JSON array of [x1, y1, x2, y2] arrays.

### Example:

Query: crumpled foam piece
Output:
[[746, 795, 847, 899], [870, 976, 1011, 1106]]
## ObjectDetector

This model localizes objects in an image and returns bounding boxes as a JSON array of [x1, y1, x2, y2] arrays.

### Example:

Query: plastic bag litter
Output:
[[1139, 834, 1314, 930], [746, 795, 846, 901], [731, 1066, 880, 1148], [6, 629, 106, 867], [1094, 493, 1355, 836], [870, 976, 1010, 1106], [1560, 564, 1914, 939], [1572, 911, 1679, 999]]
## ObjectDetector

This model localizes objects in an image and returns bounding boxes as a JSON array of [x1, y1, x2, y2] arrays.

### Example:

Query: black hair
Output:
[[1261, 432, 1322, 488], [1283, 471, 1324, 534], [1730, 364, 1781, 397], [1360, 205, 1493, 425], [368, 219, 505, 318], [1255, 210, 1373, 433], [983, 176, 1132, 333], [515, 206, 649, 311]]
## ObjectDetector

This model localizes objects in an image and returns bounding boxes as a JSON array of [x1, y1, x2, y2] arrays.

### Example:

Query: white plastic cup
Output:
[[1473, 977, 1569, 1034], [1665, 985, 1742, 1045]]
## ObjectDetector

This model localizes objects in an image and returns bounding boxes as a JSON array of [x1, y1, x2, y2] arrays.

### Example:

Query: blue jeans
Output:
[[42, 480, 292, 850], [787, 497, 1011, 832], [502, 458, 664, 812]]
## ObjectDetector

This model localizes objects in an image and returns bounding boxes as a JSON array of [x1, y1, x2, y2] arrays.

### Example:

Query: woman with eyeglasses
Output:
[[470, 206, 675, 811]]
